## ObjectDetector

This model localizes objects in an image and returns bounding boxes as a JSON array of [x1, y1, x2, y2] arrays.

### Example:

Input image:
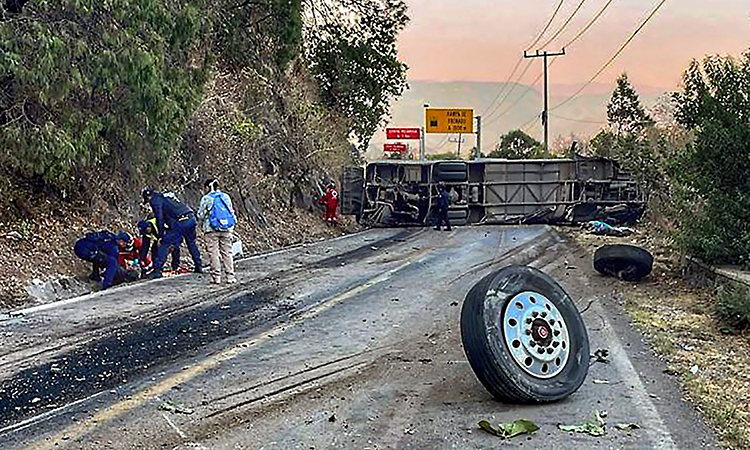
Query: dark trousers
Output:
[[74, 240, 121, 289], [434, 208, 452, 230], [154, 216, 202, 272]]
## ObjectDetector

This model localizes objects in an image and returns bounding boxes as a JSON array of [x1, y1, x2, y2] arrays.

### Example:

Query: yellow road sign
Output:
[[425, 108, 474, 134]]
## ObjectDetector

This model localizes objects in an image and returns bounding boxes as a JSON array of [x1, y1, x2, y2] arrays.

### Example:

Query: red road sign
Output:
[[386, 128, 421, 140], [384, 143, 408, 153]]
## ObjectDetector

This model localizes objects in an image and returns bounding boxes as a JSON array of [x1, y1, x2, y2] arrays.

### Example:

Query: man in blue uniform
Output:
[[73, 230, 122, 289], [141, 187, 203, 278], [434, 182, 452, 231]]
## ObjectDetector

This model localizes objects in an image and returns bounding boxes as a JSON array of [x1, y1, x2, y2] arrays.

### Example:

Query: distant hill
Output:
[[368, 80, 664, 159]]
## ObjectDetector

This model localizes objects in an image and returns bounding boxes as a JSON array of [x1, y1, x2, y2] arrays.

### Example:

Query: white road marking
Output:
[[26, 252, 425, 450], [0, 390, 107, 435], [591, 300, 678, 450], [10, 229, 382, 317], [162, 413, 187, 439]]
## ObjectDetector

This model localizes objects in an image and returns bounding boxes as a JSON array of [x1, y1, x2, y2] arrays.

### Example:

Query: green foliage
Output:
[[234, 119, 263, 139], [488, 130, 543, 159], [306, 0, 409, 152], [0, 0, 211, 181], [672, 52, 750, 266], [426, 152, 462, 161], [607, 73, 653, 135], [716, 282, 750, 331], [589, 130, 617, 158], [213, 0, 302, 70]]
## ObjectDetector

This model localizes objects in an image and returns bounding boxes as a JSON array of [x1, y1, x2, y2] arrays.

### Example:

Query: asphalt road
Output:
[[0, 226, 717, 449]]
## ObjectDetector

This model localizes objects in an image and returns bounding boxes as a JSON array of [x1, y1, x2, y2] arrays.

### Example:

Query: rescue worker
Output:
[[73, 230, 121, 289], [114, 231, 149, 270], [197, 178, 237, 285], [434, 182, 452, 231], [141, 187, 203, 278], [318, 182, 339, 225], [137, 217, 180, 277]]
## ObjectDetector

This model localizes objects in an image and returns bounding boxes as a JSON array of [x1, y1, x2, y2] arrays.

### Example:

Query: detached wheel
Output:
[[593, 244, 653, 281], [460, 265, 590, 403]]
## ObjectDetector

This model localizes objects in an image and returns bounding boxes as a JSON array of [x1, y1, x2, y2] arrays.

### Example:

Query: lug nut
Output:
[[525, 329, 532, 335], [547, 348, 554, 354], [554, 330, 560, 336], [552, 341, 559, 347], [537, 347, 545, 354], [541, 311, 547, 318], [549, 319, 555, 325], [532, 311, 539, 318], [529, 340, 536, 347], [526, 318, 533, 324]]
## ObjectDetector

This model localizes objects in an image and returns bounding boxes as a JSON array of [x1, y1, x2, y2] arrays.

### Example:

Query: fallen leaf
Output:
[[557, 411, 607, 436], [479, 419, 539, 438]]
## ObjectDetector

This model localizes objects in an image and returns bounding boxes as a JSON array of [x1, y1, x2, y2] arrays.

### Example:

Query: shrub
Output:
[[716, 282, 750, 331]]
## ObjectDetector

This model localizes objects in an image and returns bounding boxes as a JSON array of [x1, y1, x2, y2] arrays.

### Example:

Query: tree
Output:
[[305, 0, 409, 152], [607, 73, 653, 136], [671, 52, 750, 266], [488, 130, 543, 159]]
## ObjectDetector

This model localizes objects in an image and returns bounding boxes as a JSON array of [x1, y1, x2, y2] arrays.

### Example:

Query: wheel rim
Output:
[[501, 291, 571, 379]]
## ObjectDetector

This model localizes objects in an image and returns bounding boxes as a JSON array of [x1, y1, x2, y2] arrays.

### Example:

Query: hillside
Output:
[[368, 80, 664, 158], [0, 0, 408, 308]]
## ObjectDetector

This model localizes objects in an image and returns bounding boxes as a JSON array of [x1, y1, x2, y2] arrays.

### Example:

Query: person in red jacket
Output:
[[318, 183, 339, 225], [115, 231, 150, 271]]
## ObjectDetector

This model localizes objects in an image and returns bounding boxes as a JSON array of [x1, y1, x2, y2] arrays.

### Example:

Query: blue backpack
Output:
[[208, 192, 236, 231]]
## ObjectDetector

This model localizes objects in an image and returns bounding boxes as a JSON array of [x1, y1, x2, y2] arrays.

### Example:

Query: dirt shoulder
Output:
[[558, 225, 750, 449]]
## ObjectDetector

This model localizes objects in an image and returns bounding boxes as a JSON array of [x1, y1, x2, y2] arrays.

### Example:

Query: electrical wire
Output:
[[537, 0, 588, 50], [525, 0, 566, 51], [550, 113, 607, 124], [562, 0, 615, 48], [481, 0, 566, 117], [551, 0, 669, 112], [484, 0, 616, 128]]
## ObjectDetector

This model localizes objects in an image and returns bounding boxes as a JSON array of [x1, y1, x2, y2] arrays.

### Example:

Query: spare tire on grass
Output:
[[593, 244, 653, 281], [460, 265, 590, 403]]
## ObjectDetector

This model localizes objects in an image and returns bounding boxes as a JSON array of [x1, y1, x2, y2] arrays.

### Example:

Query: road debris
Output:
[[593, 379, 609, 384], [478, 419, 540, 438], [159, 400, 194, 415], [592, 348, 610, 364], [557, 410, 607, 436], [615, 423, 641, 431]]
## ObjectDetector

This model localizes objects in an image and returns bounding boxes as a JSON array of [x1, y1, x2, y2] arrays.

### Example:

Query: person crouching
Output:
[[197, 178, 238, 285]]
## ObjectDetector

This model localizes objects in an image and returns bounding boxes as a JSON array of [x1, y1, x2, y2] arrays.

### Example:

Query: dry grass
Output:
[[560, 226, 750, 449]]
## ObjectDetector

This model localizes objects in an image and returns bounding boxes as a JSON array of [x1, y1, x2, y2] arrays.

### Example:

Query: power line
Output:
[[485, 0, 610, 124], [537, 0, 588, 50], [551, 0, 669, 112], [550, 113, 607, 124], [525, 0, 566, 51], [481, 0, 566, 117], [562, 0, 615, 48]]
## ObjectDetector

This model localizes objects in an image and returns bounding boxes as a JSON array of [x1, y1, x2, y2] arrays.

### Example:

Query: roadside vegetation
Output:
[[578, 50, 750, 449]]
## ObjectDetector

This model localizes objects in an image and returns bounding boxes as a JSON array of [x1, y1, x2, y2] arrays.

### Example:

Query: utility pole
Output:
[[523, 49, 566, 157], [475, 115, 482, 159], [456, 133, 462, 158]]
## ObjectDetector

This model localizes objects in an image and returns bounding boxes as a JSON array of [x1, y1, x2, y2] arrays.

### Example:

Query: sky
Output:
[[398, 0, 750, 91]]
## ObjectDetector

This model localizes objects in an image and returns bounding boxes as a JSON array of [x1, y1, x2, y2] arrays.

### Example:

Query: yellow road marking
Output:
[[27, 256, 421, 450]]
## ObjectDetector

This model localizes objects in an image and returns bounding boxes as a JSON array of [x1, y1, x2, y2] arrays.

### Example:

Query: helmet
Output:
[[116, 231, 132, 244], [137, 220, 150, 235], [141, 186, 154, 203]]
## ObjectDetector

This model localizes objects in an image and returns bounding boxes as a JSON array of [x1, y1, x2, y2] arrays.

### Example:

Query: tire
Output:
[[435, 162, 467, 172], [435, 171, 468, 182], [448, 209, 468, 220], [593, 245, 653, 281], [460, 265, 590, 403]]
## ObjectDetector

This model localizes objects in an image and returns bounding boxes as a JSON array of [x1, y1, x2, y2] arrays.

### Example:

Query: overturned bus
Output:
[[339, 157, 644, 227]]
